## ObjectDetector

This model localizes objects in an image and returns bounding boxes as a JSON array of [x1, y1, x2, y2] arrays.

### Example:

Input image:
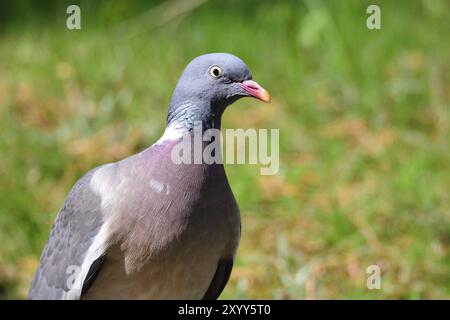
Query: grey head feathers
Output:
[[167, 53, 253, 131]]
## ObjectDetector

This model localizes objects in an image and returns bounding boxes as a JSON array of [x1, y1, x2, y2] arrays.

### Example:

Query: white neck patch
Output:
[[154, 124, 187, 146]]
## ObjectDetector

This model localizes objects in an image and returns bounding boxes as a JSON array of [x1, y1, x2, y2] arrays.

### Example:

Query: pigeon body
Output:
[[29, 53, 269, 299]]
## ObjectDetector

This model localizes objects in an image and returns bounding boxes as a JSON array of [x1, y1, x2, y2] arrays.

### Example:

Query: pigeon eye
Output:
[[209, 66, 222, 78]]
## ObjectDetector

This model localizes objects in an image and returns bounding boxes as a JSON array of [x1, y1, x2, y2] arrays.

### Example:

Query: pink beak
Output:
[[238, 80, 271, 103]]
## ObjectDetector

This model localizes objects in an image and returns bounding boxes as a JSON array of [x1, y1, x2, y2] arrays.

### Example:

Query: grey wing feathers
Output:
[[28, 168, 106, 300]]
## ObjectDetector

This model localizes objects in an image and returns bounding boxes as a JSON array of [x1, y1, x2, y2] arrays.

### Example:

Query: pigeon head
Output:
[[167, 53, 270, 130]]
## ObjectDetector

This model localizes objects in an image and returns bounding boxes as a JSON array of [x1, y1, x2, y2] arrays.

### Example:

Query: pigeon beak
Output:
[[239, 80, 271, 103]]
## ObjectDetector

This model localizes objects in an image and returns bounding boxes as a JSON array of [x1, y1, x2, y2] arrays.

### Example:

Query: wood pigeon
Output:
[[28, 53, 270, 299]]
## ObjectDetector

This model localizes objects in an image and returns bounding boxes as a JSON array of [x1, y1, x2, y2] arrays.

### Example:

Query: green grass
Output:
[[0, 0, 449, 299]]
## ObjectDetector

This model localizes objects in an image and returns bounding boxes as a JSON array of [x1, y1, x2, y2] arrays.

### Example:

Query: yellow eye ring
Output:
[[209, 66, 222, 78]]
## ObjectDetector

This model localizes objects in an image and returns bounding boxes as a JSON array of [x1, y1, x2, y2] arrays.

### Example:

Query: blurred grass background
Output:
[[0, 0, 449, 299]]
